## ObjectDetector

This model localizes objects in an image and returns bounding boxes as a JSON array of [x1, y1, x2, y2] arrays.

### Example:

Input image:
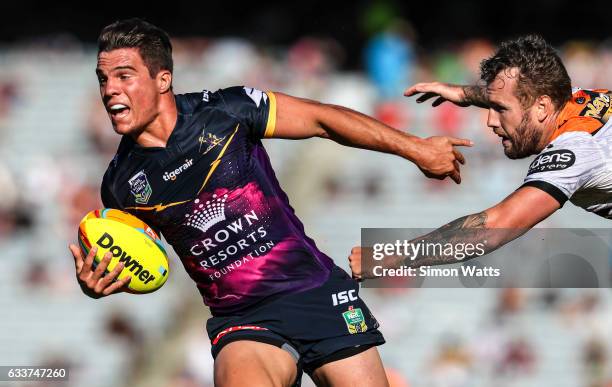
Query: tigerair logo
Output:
[[184, 194, 228, 233], [96, 232, 166, 284], [163, 159, 193, 181]]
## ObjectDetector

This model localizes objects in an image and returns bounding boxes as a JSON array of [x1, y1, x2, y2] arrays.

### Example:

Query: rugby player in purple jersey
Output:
[[68, 18, 471, 387]]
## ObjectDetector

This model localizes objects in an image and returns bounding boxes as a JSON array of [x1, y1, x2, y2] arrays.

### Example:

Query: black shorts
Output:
[[206, 266, 385, 380]]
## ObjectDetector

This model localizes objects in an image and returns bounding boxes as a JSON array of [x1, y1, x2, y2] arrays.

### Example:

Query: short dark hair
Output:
[[480, 35, 572, 110], [98, 18, 173, 78]]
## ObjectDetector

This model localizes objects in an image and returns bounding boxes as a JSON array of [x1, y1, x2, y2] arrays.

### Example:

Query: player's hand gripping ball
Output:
[[78, 209, 169, 293]]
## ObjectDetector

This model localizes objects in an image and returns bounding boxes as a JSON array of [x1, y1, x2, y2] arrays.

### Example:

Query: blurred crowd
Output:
[[356, 287, 612, 387], [3, 27, 612, 243]]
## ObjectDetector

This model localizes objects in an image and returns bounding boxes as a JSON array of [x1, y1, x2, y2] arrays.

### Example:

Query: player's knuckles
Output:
[[86, 250, 97, 261], [92, 265, 105, 276], [96, 278, 110, 290], [104, 268, 117, 280], [93, 283, 103, 293], [78, 272, 91, 283], [102, 287, 115, 296], [438, 143, 454, 154], [105, 277, 118, 289], [83, 274, 95, 284], [97, 256, 112, 270], [109, 270, 122, 282], [113, 264, 125, 276]]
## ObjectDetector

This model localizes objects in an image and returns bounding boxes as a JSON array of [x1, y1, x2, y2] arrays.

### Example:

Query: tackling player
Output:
[[350, 35, 612, 279], [67, 18, 471, 387]]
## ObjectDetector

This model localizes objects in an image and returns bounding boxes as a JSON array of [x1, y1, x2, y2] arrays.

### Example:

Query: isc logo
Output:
[[332, 290, 358, 306]]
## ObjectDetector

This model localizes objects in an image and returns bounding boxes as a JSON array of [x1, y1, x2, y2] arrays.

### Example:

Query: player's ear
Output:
[[535, 95, 553, 122], [157, 70, 172, 94]]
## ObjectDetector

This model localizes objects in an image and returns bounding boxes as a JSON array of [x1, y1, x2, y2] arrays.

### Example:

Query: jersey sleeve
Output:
[[521, 135, 602, 206], [215, 86, 277, 139]]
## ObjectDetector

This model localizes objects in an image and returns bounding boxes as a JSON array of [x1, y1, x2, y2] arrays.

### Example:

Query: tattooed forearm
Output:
[[462, 85, 489, 109], [403, 211, 498, 268], [423, 211, 487, 241]]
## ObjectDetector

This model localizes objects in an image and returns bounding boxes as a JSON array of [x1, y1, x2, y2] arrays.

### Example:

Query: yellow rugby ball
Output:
[[78, 208, 169, 293]]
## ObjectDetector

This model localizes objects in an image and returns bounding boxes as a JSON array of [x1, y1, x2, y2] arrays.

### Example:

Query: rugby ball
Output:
[[78, 208, 169, 293]]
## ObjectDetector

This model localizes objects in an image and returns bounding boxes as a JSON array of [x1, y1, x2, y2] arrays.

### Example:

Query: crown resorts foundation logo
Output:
[[184, 194, 229, 233]]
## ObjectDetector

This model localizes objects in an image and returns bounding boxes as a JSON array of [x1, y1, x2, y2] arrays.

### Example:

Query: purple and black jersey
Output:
[[101, 87, 335, 315]]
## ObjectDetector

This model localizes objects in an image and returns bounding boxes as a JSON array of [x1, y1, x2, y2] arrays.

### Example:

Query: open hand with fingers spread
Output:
[[404, 82, 489, 109], [69, 244, 131, 298], [404, 82, 471, 107]]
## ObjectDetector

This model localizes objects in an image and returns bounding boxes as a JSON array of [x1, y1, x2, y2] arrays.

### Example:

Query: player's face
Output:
[[486, 69, 544, 159], [96, 48, 161, 136]]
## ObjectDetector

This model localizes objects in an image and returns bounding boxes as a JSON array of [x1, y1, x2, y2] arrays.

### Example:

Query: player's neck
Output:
[[132, 93, 178, 148], [541, 107, 563, 146]]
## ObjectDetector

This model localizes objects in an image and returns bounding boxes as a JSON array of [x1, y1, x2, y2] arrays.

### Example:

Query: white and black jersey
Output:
[[522, 88, 612, 219]]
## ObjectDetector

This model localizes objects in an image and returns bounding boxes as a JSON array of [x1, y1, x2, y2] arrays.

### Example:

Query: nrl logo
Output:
[[198, 128, 227, 155], [128, 170, 153, 204], [342, 306, 368, 334]]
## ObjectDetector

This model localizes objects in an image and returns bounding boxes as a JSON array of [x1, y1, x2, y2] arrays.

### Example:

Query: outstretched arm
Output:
[[350, 186, 562, 279], [272, 92, 473, 184], [404, 82, 490, 109]]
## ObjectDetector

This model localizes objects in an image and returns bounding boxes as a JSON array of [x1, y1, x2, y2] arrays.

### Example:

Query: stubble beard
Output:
[[505, 111, 543, 159]]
